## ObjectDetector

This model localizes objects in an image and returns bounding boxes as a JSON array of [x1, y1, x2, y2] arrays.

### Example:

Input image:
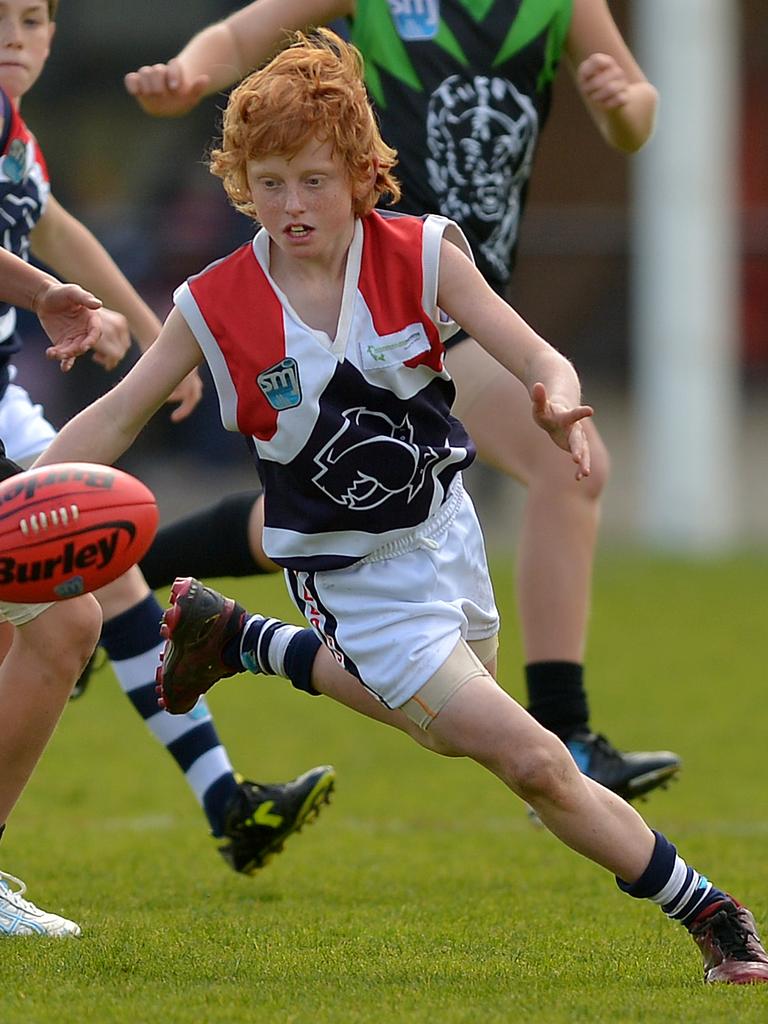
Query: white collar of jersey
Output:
[[251, 220, 363, 361]]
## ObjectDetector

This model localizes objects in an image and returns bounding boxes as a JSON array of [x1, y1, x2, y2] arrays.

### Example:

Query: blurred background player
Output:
[[124, 0, 680, 802], [0, 248, 103, 935], [0, 0, 334, 876]]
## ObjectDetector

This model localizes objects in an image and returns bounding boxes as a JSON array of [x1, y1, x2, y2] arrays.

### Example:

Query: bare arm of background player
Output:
[[34, 307, 203, 469]]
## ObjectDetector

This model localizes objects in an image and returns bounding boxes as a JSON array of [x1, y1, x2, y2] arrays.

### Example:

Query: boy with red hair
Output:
[[42, 31, 768, 982]]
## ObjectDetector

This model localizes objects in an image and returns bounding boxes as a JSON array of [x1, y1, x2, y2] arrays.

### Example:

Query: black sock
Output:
[[283, 630, 323, 695], [140, 491, 267, 589], [525, 660, 589, 740], [617, 830, 729, 927], [230, 614, 323, 696]]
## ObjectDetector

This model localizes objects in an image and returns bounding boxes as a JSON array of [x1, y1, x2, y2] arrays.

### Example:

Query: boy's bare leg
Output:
[[308, 644, 653, 881], [0, 596, 101, 825], [418, 670, 655, 879], [91, 563, 150, 620], [447, 338, 607, 664], [154, 580, 768, 982], [85, 565, 335, 875]]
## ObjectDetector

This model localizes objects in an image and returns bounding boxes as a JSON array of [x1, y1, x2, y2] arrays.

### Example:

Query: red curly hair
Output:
[[210, 28, 400, 220]]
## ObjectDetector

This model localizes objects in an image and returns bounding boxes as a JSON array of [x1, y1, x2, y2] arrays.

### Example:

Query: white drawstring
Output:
[[0, 869, 36, 911], [360, 477, 463, 565]]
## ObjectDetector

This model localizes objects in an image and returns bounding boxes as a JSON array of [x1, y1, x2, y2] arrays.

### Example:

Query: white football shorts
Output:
[[286, 478, 500, 710], [0, 366, 58, 468], [0, 365, 57, 623]]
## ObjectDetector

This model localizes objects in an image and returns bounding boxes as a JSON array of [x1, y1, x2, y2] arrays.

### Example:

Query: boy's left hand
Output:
[[89, 308, 132, 370], [531, 382, 593, 480], [40, 282, 103, 372], [124, 60, 211, 118], [165, 368, 203, 422], [576, 52, 631, 111]]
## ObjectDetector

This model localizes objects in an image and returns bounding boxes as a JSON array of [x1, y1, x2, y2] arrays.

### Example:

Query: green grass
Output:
[[3, 552, 768, 1023]]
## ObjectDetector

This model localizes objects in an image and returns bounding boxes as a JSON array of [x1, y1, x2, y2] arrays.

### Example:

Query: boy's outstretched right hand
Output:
[[124, 59, 211, 117]]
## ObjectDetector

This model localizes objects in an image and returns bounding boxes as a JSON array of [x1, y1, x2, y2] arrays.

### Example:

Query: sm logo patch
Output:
[[1, 139, 27, 185], [257, 357, 302, 410]]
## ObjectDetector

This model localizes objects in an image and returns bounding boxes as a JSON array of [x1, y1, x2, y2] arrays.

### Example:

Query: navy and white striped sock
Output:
[[100, 594, 239, 837], [617, 830, 728, 928], [234, 615, 322, 696]]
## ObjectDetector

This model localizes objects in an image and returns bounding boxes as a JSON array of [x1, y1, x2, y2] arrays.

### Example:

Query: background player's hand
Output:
[[575, 52, 632, 111], [88, 308, 132, 370], [124, 59, 210, 117], [531, 382, 593, 480], [165, 368, 203, 422], [39, 281, 102, 372]]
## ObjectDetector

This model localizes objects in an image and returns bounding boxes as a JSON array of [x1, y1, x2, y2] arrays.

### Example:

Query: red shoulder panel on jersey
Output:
[[358, 211, 443, 373], [188, 243, 286, 440]]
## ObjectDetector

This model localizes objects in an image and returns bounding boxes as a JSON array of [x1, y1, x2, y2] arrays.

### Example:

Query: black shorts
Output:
[[444, 327, 471, 351], [0, 439, 23, 482]]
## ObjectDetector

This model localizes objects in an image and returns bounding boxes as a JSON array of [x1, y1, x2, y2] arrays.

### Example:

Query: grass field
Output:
[[2, 551, 767, 1023]]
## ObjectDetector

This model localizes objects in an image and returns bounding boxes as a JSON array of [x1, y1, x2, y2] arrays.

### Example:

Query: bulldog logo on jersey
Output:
[[426, 74, 539, 279], [388, 0, 440, 40], [257, 357, 302, 410], [313, 407, 440, 511]]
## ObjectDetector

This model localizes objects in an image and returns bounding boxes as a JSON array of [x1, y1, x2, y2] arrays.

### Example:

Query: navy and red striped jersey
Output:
[[175, 210, 476, 570], [0, 87, 50, 354]]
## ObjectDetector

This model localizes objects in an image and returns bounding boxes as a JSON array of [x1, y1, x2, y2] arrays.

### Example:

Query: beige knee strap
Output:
[[401, 635, 498, 731]]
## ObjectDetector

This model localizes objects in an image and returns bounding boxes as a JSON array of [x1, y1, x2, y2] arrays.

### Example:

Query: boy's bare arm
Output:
[[30, 197, 203, 419], [125, 0, 353, 117], [436, 241, 580, 398], [30, 197, 162, 350], [565, 0, 658, 153], [0, 247, 91, 312], [34, 308, 203, 470], [0, 249, 102, 371], [437, 240, 592, 478]]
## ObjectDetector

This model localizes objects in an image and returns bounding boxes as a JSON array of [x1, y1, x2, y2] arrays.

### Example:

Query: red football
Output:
[[0, 462, 159, 603]]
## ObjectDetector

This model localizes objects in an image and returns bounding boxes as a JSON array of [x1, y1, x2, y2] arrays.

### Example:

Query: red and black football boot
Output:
[[156, 577, 245, 714], [690, 898, 768, 984]]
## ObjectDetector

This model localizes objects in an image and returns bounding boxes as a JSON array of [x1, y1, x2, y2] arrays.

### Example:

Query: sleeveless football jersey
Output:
[[348, 0, 572, 286], [175, 211, 476, 570], [0, 87, 50, 370]]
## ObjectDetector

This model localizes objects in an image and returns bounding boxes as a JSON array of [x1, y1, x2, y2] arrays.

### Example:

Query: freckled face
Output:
[[246, 138, 358, 266], [0, 0, 54, 101]]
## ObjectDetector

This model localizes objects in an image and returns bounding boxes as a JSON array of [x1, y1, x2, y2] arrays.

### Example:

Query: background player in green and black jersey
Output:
[[123, 0, 679, 805]]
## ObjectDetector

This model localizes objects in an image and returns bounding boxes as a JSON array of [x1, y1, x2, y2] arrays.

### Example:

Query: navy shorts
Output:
[[0, 438, 22, 481]]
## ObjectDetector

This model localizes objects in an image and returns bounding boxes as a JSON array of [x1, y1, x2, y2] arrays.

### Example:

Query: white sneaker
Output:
[[0, 870, 81, 937]]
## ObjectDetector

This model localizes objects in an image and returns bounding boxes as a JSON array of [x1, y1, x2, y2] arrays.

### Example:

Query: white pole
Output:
[[631, 0, 741, 551]]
